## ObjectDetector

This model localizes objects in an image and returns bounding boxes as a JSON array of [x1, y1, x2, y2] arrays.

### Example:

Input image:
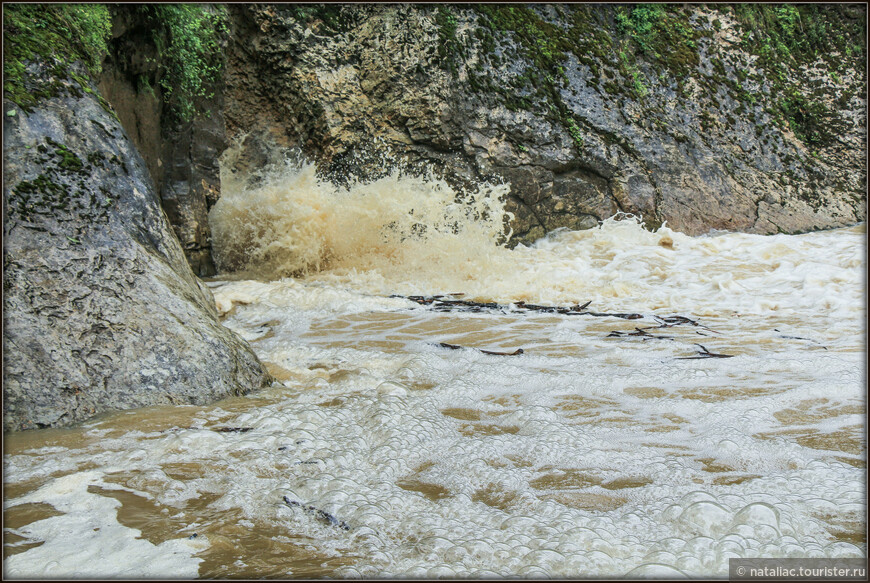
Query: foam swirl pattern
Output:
[[3, 162, 865, 577]]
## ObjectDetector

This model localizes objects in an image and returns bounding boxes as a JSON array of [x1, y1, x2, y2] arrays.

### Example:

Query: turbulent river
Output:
[[3, 156, 866, 578]]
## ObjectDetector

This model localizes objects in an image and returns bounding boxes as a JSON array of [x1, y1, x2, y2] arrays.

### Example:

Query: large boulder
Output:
[[3, 61, 271, 431]]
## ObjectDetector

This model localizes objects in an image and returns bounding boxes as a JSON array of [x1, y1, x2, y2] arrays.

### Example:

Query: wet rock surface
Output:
[[3, 64, 271, 431], [223, 4, 865, 242]]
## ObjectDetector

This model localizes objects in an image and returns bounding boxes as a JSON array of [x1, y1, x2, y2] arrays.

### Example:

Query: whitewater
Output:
[[3, 154, 865, 578]]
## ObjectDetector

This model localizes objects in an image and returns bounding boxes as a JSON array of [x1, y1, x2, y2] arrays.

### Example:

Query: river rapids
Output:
[[3, 155, 866, 578]]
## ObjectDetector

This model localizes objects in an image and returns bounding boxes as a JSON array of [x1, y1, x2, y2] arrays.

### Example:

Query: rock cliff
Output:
[[97, 5, 226, 277], [223, 4, 866, 243], [3, 35, 270, 430]]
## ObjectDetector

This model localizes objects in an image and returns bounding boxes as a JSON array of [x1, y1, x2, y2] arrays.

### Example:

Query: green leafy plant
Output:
[[632, 74, 649, 98], [615, 3, 667, 54], [614, 3, 699, 75], [566, 117, 584, 150], [137, 4, 229, 123], [618, 46, 649, 98]]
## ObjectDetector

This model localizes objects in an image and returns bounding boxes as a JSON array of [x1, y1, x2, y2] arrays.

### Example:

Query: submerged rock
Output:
[[3, 62, 270, 431]]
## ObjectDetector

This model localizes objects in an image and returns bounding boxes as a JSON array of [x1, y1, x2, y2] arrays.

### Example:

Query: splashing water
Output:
[[210, 153, 862, 318], [4, 150, 865, 578], [210, 148, 513, 282]]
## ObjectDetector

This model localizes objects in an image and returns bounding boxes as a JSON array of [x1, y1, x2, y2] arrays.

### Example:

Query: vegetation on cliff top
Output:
[[4, 3, 228, 123], [3, 3, 111, 111], [727, 4, 865, 147], [731, 3, 864, 65]]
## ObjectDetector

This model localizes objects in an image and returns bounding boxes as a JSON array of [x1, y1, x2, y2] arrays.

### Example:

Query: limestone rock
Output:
[[3, 63, 271, 431], [222, 4, 865, 242]]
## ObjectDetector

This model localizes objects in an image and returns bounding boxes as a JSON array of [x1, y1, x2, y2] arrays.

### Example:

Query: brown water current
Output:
[[3, 160, 866, 578]]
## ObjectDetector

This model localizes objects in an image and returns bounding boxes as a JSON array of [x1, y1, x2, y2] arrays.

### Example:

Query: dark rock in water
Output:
[[282, 496, 351, 531], [607, 328, 674, 340], [2, 61, 271, 432], [676, 344, 735, 360], [436, 342, 524, 357], [403, 294, 647, 321]]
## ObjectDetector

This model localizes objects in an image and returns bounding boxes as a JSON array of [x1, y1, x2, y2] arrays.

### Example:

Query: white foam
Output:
[[4, 155, 865, 577], [4, 471, 207, 578]]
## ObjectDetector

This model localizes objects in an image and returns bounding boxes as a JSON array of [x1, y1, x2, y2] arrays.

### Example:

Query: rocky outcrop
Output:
[[3, 60, 270, 431], [97, 6, 225, 276], [223, 4, 866, 242]]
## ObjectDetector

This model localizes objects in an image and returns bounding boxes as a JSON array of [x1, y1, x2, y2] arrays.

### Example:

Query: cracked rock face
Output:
[[98, 7, 226, 277], [223, 4, 865, 243], [3, 64, 271, 432]]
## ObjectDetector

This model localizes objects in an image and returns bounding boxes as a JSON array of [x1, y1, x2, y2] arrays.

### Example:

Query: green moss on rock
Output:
[[287, 4, 352, 35], [614, 4, 700, 77], [723, 4, 864, 149], [3, 3, 111, 111], [8, 136, 122, 225]]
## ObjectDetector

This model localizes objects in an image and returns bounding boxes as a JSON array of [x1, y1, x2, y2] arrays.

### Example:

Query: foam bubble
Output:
[[5, 471, 205, 578], [626, 562, 690, 578]]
